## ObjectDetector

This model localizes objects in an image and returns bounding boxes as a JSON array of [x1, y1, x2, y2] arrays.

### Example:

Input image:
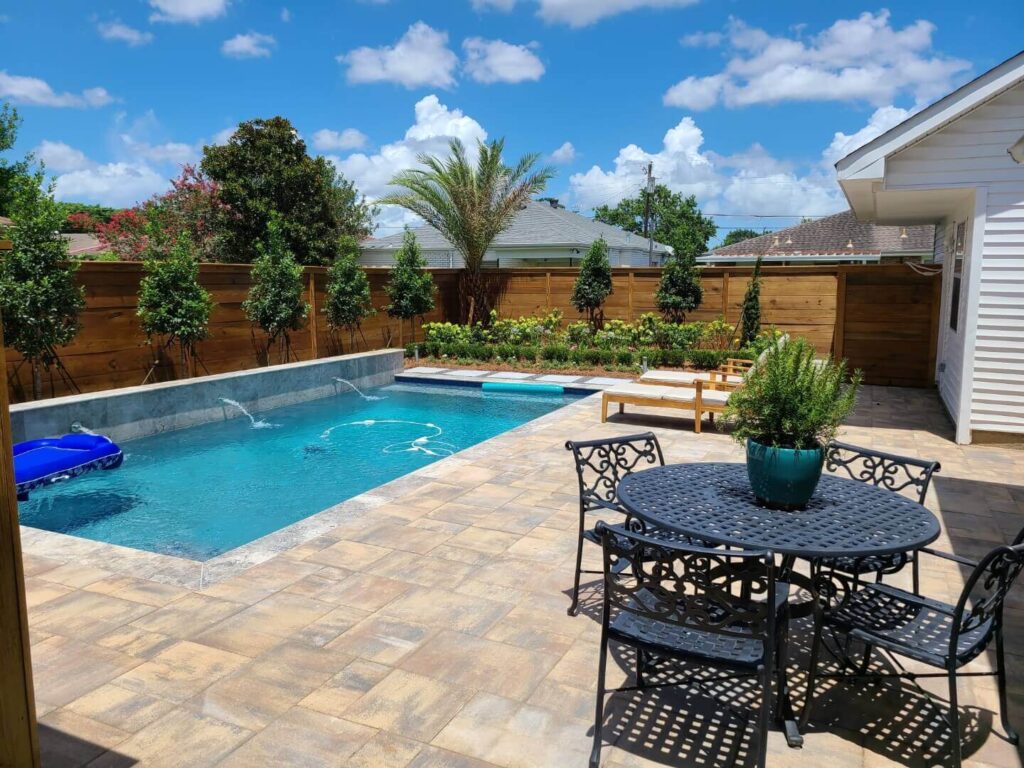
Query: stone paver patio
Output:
[[22, 386, 1024, 767]]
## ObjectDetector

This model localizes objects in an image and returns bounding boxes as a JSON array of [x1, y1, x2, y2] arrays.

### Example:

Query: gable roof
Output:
[[707, 210, 933, 258], [837, 50, 1024, 179], [362, 199, 671, 254]]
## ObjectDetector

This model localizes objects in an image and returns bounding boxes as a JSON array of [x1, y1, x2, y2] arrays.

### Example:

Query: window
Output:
[[949, 221, 966, 332]]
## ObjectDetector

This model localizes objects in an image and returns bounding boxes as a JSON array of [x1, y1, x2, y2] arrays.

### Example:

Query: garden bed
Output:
[[403, 357, 640, 379]]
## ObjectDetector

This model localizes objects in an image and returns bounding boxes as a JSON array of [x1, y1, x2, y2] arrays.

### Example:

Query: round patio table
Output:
[[615, 461, 941, 748], [616, 462, 941, 560]]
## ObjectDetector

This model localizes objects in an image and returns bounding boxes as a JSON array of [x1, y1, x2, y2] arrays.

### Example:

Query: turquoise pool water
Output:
[[17, 382, 579, 560]]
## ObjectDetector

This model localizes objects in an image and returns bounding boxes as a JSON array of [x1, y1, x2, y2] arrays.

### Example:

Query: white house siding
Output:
[[931, 220, 965, 420], [887, 83, 1024, 437]]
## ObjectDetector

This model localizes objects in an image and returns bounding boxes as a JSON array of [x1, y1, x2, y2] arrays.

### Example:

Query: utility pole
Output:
[[643, 162, 655, 266]]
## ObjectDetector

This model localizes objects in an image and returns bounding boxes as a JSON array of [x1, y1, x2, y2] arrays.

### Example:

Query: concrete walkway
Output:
[[23, 386, 1024, 767]]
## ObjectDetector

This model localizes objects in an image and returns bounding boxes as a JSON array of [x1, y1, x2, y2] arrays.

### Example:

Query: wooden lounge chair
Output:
[[601, 379, 735, 433], [636, 334, 786, 388]]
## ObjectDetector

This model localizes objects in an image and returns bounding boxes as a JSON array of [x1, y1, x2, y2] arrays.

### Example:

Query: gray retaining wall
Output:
[[9, 349, 404, 443]]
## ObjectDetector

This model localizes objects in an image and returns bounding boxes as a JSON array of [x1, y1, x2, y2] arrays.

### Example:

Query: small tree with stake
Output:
[[325, 235, 375, 352], [656, 252, 703, 323], [739, 255, 763, 347], [0, 172, 85, 399], [570, 237, 613, 329], [137, 234, 215, 379], [243, 212, 309, 364], [384, 229, 434, 346]]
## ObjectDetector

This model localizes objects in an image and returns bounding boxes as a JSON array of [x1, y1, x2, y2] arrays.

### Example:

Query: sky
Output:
[[2, 1, 1021, 243]]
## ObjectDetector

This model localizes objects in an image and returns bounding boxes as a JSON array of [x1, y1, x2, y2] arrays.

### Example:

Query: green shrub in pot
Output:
[[724, 338, 861, 509]]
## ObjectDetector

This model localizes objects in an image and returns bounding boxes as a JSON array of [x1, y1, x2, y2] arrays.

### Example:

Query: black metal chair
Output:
[[564, 433, 665, 617], [803, 528, 1024, 767], [589, 522, 788, 768], [821, 440, 941, 592]]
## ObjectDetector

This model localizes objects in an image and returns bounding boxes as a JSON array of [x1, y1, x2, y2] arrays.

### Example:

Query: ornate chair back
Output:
[[953, 528, 1024, 646], [565, 433, 664, 515], [596, 522, 777, 645], [826, 440, 940, 505]]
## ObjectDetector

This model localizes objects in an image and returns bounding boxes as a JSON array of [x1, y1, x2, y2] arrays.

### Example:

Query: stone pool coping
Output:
[[18, 390, 599, 589]]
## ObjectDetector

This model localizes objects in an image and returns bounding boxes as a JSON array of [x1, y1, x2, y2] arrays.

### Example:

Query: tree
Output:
[[201, 117, 372, 265], [0, 102, 32, 218], [55, 202, 119, 231], [739, 256, 763, 346], [594, 184, 717, 258], [243, 213, 309, 363], [570, 237, 613, 329], [384, 230, 435, 345], [723, 228, 762, 246], [656, 253, 703, 323], [382, 138, 553, 324], [137, 234, 215, 378], [0, 172, 85, 399], [96, 165, 234, 262], [325, 236, 375, 352]]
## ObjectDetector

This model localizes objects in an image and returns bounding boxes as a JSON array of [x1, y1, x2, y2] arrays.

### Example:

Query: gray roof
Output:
[[363, 199, 671, 254], [708, 210, 934, 258]]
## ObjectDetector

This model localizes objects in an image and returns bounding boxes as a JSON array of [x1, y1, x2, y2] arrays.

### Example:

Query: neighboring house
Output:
[[837, 50, 1024, 444], [360, 199, 671, 268], [699, 210, 934, 265], [63, 233, 105, 257]]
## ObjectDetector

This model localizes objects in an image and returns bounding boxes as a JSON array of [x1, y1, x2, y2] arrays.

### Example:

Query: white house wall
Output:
[[888, 82, 1024, 437]]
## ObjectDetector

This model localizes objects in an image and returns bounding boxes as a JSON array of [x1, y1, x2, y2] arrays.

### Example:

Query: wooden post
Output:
[[833, 269, 847, 360], [721, 272, 730, 319], [627, 271, 635, 321], [308, 271, 319, 359], [0, 319, 40, 764], [545, 271, 552, 312]]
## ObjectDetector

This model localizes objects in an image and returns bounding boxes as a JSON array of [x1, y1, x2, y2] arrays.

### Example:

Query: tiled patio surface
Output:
[[22, 386, 1024, 767]]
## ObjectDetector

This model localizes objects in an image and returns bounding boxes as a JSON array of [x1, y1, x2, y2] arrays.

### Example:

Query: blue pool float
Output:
[[13, 434, 124, 501]]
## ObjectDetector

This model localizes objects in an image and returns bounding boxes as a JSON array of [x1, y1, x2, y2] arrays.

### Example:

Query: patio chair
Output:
[[589, 522, 788, 768], [636, 337, 785, 388], [600, 379, 735, 433], [564, 433, 667, 617], [802, 528, 1024, 767], [819, 441, 941, 593]]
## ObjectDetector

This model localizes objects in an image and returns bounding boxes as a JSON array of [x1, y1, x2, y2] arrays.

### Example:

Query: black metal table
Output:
[[615, 462, 942, 748]]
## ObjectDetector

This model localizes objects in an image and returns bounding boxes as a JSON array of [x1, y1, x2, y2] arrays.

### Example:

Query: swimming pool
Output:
[[17, 382, 580, 560]]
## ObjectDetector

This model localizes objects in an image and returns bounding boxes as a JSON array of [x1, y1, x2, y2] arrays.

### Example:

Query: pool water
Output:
[[17, 382, 580, 560]]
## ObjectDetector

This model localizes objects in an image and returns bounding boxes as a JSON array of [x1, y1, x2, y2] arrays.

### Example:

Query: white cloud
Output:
[[280, 8, 291, 22], [149, 0, 229, 24], [536, 0, 698, 27], [821, 105, 913, 167], [54, 162, 168, 207], [664, 12, 971, 110], [119, 135, 198, 165], [549, 141, 576, 164], [0, 72, 114, 108], [222, 32, 276, 59], [330, 95, 487, 228], [97, 21, 154, 46], [463, 38, 545, 84], [211, 126, 236, 145], [342, 22, 458, 89], [34, 141, 92, 173], [471, 0, 517, 11], [312, 128, 368, 152], [681, 31, 721, 47]]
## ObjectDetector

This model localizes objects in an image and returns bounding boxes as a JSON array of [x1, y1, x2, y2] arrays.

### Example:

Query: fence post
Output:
[[545, 271, 551, 312], [627, 271, 635, 321], [308, 271, 319, 359], [833, 269, 847, 360], [722, 272, 730, 319]]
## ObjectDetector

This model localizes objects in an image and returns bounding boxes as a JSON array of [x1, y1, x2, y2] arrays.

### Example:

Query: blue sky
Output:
[[2, 1, 1020, 241]]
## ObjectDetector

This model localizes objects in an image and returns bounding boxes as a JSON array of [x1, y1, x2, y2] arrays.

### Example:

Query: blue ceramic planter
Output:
[[746, 439, 825, 510]]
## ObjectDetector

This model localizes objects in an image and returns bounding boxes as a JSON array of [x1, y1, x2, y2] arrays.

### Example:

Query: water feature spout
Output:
[[333, 377, 385, 401], [217, 398, 277, 429]]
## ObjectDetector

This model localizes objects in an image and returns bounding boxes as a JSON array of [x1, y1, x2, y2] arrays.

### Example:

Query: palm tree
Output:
[[381, 138, 554, 324]]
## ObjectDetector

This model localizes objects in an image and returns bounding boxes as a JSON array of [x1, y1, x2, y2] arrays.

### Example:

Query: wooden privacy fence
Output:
[[4, 262, 939, 401], [485, 265, 942, 388]]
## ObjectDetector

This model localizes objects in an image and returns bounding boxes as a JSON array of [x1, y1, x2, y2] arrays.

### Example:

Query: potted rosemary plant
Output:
[[724, 338, 861, 509]]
